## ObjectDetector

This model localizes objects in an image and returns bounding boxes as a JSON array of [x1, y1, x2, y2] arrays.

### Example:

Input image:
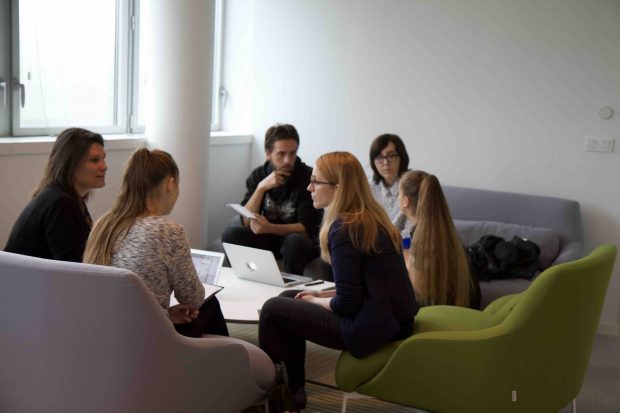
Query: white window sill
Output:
[[210, 131, 253, 145], [0, 134, 147, 155], [0, 132, 252, 156]]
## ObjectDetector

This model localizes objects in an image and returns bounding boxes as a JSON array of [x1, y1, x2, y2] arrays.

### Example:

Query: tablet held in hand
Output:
[[227, 203, 257, 219]]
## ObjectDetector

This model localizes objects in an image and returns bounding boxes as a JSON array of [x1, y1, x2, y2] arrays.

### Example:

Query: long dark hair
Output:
[[369, 133, 409, 184], [32, 128, 104, 201], [83, 148, 179, 265]]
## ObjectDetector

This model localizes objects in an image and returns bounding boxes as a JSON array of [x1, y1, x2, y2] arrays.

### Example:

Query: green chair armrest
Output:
[[484, 293, 520, 315], [415, 305, 496, 334]]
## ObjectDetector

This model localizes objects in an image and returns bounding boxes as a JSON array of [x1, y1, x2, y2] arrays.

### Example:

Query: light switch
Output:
[[584, 136, 615, 153]]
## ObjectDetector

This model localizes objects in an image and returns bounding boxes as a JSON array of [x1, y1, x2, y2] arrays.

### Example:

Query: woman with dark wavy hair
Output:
[[4, 128, 107, 262], [368, 133, 411, 232]]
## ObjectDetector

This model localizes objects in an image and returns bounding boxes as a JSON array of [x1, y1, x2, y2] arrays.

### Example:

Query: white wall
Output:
[[223, 0, 620, 333], [206, 134, 253, 243]]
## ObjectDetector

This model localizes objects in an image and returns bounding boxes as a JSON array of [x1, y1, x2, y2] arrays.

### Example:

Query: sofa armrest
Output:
[[553, 241, 584, 265]]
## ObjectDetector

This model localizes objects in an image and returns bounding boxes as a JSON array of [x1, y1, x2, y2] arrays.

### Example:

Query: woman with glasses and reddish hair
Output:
[[368, 133, 412, 232], [259, 151, 418, 410]]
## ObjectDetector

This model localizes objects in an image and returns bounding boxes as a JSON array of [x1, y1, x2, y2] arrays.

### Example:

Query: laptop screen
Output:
[[190, 249, 225, 284]]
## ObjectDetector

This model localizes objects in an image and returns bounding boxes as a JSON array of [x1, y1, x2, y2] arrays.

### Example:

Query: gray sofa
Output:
[[442, 185, 584, 308]]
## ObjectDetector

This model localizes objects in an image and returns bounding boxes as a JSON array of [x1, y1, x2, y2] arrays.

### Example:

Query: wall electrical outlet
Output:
[[584, 136, 615, 153]]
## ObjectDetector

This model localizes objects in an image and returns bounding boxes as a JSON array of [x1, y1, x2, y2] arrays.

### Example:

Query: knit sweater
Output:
[[110, 216, 204, 310]]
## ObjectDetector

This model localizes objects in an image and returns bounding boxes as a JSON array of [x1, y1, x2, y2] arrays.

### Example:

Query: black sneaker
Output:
[[275, 362, 288, 386], [294, 388, 307, 410]]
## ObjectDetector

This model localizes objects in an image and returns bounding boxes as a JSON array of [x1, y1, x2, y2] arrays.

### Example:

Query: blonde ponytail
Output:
[[400, 170, 473, 307], [83, 148, 179, 264]]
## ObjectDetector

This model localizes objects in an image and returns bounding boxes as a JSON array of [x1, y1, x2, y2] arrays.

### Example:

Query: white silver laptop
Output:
[[222, 243, 312, 287], [190, 249, 225, 284]]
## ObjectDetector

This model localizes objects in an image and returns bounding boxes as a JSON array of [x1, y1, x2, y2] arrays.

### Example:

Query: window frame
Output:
[[128, 0, 140, 133], [210, 0, 223, 131], [0, 0, 11, 136]]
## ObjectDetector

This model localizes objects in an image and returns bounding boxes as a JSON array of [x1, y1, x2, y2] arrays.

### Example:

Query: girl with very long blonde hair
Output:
[[398, 170, 480, 308]]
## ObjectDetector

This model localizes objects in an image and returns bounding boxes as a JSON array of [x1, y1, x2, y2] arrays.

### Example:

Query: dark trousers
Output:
[[258, 290, 345, 392], [221, 224, 319, 275], [174, 297, 229, 338]]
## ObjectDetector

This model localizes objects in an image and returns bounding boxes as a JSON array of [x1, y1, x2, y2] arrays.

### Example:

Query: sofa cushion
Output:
[[454, 219, 560, 270]]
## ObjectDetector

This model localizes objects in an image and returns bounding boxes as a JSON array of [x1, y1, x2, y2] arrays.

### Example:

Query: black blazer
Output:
[[328, 219, 419, 358], [4, 184, 92, 262]]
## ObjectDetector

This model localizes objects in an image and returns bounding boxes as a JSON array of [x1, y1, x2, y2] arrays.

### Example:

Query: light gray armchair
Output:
[[0, 251, 274, 413]]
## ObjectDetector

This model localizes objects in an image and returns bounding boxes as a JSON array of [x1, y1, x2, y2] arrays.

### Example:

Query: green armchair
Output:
[[335, 245, 617, 413]]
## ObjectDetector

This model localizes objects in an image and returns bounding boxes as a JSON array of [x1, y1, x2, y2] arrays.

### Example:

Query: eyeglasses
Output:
[[309, 178, 335, 187], [374, 153, 400, 164]]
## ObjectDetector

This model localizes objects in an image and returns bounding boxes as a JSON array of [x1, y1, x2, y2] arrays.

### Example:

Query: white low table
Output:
[[216, 267, 287, 323], [171, 267, 334, 323]]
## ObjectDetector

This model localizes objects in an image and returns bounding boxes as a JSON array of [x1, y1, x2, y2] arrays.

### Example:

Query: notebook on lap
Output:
[[222, 242, 312, 287]]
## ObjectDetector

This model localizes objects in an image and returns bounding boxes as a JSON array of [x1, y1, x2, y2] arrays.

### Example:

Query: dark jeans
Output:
[[221, 224, 319, 275], [174, 297, 229, 338], [258, 290, 345, 392]]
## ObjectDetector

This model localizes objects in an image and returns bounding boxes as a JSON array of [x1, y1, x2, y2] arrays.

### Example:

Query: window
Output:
[[15, 0, 127, 135], [0, 0, 223, 137]]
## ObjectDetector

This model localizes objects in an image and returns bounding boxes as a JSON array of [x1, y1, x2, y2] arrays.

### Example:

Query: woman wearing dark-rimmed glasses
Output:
[[368, 133, 411, 232], [258, 151, 418, 410]]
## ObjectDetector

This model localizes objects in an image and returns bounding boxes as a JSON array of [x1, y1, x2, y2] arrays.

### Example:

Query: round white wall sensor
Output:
[[598, 105, 614, 120]]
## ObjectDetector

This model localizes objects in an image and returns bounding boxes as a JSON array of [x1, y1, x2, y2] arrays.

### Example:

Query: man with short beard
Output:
[[221, 123, 322, 275]]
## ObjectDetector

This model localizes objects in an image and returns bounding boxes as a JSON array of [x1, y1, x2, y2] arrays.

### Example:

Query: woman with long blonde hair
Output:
[[259, 152, 418, 410], [398, 170, 480, 308], [84, 148, 228, 338]]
